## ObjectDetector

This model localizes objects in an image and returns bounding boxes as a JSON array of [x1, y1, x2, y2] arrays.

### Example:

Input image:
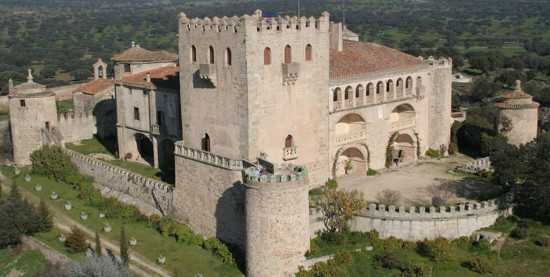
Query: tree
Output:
[[38, 199, 54, 232], [9, 180, 21, 201], [314, 180, 367, 233], [30, 146, 79, 182], [66, 225, 89, 253], [120, 225, 129, 266], [66, 254, 131, 277], [0, 198, 41, 248], [95, 231, 102, 257]]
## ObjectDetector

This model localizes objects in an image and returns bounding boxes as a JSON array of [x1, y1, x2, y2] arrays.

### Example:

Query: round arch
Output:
[[135, 133, 154, 166], [332, 143, 370, 177], [335, 113, 366, 136]]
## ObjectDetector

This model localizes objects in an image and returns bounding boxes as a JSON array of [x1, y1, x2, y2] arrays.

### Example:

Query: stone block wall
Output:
[[57, 113, 95, 143], [172, 143, 245, 248], [65, 149, 173, 214]]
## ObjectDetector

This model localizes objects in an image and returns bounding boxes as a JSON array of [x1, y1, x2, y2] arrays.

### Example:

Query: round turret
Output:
[[495, 80, 539, 146], [244, 164, 310, 277], [8, 69, 58, 165]]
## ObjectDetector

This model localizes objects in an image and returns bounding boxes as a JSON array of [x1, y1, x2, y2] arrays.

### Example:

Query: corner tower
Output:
[[178, 10, 331, 184], [495, 80, 539, 146], [8, 69, 58, 165]]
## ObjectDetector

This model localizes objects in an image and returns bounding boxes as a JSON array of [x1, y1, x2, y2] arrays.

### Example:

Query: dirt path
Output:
[[338, 154, 502, 206], [0, 174, 171, 277]]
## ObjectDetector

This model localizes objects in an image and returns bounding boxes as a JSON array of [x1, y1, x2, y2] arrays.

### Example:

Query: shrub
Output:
[[305, 240, 321, 258], [309, 188, 322, 197], [425, 148, 440, 158], [203, 238, 236, 265], [376, 189, 402, 206], [89, 191, 104, 207], [78, 182, 95, 200], [540, 234, 550, 247], [451, 236, 472, 248], [121, 205, 139, 220], [448, 142, 458, 155], [475, 238, 491, 250], [510, 227, 529, 239], [468, 256, 493, 274], [419, 237, 451, 262], [367, 168, 377, 176], [296, 261, 348, 277], [403, 262, 433, 277], [321, 231, 346, 246], [157, 216, 178, 237], [148, 214, 162, 229], [333, 251, 354, 265], [373, 236, 403, 250], [174, 224, 203, 246], [65, 225, 89, 253], [325, 179, 338, 190], [374, 250, 401, 269], [30, 145, 79, 182]]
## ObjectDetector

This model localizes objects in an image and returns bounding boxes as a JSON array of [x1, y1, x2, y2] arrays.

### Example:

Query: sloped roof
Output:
[[330, 41, 425, 78], [13, 81, 45, 92], [112, 45, 178, 62], [74, 78, 113, 95], [121, 65, 179, 87]]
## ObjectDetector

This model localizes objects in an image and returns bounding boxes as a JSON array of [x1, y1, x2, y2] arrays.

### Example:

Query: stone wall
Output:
[[172, 143, 245, 247], [49, 83, 82, 101], [21, 236, 70, 266], [57, 113, 95, 143], [65, 149, 173, 215]]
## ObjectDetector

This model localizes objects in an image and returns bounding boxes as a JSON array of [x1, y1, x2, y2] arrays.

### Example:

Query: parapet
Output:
[[244, 162, 308, 184], [174, 141, 243, 171], [178, 9, 330, 35], [365, 200, 497, 220]]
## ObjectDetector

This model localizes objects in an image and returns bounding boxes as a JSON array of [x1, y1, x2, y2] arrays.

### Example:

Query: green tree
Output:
[[9, 180, 21, 201], [120, 225, 129, 266], [30, 146, 79, 182], [0, 198, 41, 248], [314, 180, 367, 233], [66, 225, 89, 253], [95, 231, 102, 257], [38, 199, 54, 232]]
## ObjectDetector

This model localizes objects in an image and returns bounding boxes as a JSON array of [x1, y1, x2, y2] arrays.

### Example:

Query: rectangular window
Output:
[[157, 111, 164, 126], [45, 122, 50, 129], [20, 100, 25, 107], [124, 64, 131, 73], [134, 107, 140, 121]]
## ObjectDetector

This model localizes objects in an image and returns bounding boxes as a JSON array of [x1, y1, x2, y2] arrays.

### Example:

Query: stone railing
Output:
[[174, 142, 243, 171], [330, 64, 428, 83], [333, 101, 342, 110], [283, 146, 298, 161], [458, 157, 491, 174], [244, 163, 308, 183], [335, 130, 366, 145], [344, 99, 353, 108], [389, 117, 415, 132]]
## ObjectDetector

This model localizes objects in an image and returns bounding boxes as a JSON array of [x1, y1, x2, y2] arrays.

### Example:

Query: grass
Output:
[[0, 247, 47, 276], [66, 136, 117, 156], [1, 166, 242, 277]]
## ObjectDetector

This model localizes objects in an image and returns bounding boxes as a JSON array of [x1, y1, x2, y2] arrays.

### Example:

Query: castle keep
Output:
[[8, 9, 457, 277]]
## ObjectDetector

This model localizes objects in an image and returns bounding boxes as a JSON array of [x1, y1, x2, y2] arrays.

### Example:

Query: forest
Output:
[[0, 0, 550, 96]]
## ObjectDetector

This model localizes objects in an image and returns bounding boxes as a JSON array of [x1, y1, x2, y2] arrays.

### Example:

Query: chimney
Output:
[[146, 73, 151, 83], [329, 22, 343, 52], [8, 79, 13, 94]]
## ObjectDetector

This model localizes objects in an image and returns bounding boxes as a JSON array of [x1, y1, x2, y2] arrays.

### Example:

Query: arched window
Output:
[[367, 83, 374, 96], [305, 44, 312, 61], [191, 45, 197, 63], [201, 133, 210, 152], [264, 48, 271, 65], [98, 66, 104, 78], [284, 45, 292, 64], [225, 48, 232, 66], [386, 80, 394, 93], [416, 77, 423, 94], [406, 76, 413, 89], [285, 135, 294, 148], [377, 81, 384, 94], [345, 86, 353, 100], [333, 90, 338, 102], [355, 85, 364, 98], [208, 46, 214, 64]]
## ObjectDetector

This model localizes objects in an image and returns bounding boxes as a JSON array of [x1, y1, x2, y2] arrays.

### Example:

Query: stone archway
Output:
[[135, 133, 154, 166], [391, 133, 416, 166], [332, 144, 369, 177]]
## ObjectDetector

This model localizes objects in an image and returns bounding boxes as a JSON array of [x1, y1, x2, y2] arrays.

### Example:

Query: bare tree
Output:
[[66, 254, 131, 277], [376, 189, 402, 206]]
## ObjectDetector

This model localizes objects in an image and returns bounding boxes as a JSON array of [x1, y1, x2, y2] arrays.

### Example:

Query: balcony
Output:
[[389, 118, 416, 132], [283, 146, 298, 161], [282, 63, 300, 85], [335, 130, 366, 145]]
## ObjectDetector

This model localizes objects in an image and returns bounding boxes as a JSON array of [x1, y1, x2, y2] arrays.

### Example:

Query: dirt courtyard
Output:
[[336, 154, 503, 207]]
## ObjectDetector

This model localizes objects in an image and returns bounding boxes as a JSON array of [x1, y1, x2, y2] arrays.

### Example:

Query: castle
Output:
[[8, 9, 461, 277]]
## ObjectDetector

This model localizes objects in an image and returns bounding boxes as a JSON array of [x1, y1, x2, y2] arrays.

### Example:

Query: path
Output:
[[337, 154, 502, 206], [0, 174, 172, 277]]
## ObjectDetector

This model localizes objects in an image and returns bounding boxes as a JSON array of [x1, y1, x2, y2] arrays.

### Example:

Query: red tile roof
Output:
[[121, 65, 179, 86], [112, 45, 178, 62], [330, 41, 425, 78], [74, 79, 113, 95]]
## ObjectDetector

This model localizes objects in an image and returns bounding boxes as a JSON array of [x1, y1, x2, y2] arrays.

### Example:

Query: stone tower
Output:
[[244, 164, 309, 277], [495, 80, 539, 146], [8, 69, 59, 165], [177, 10, 331, 185]]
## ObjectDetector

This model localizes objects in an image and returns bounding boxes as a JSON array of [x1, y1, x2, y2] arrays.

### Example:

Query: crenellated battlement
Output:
[[178, 9, 330, 35], [365, 200, 497, 221], [57, 112, 94, 124], [244, 162, 308, 183], [174, 141, 243, 171]]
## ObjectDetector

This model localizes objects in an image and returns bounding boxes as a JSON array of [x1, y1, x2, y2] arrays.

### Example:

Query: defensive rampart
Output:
[[65, 149, 173, 215]]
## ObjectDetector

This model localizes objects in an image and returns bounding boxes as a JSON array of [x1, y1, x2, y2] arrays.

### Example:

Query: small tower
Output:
[[244, 164, 310, 277], [8, 69, 58, 165], [93, 58, 108, 80], [495, 80, 539, 146]]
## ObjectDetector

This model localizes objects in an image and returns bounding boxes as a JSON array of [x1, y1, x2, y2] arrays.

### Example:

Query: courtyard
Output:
[[337, 154, 503, 206]]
